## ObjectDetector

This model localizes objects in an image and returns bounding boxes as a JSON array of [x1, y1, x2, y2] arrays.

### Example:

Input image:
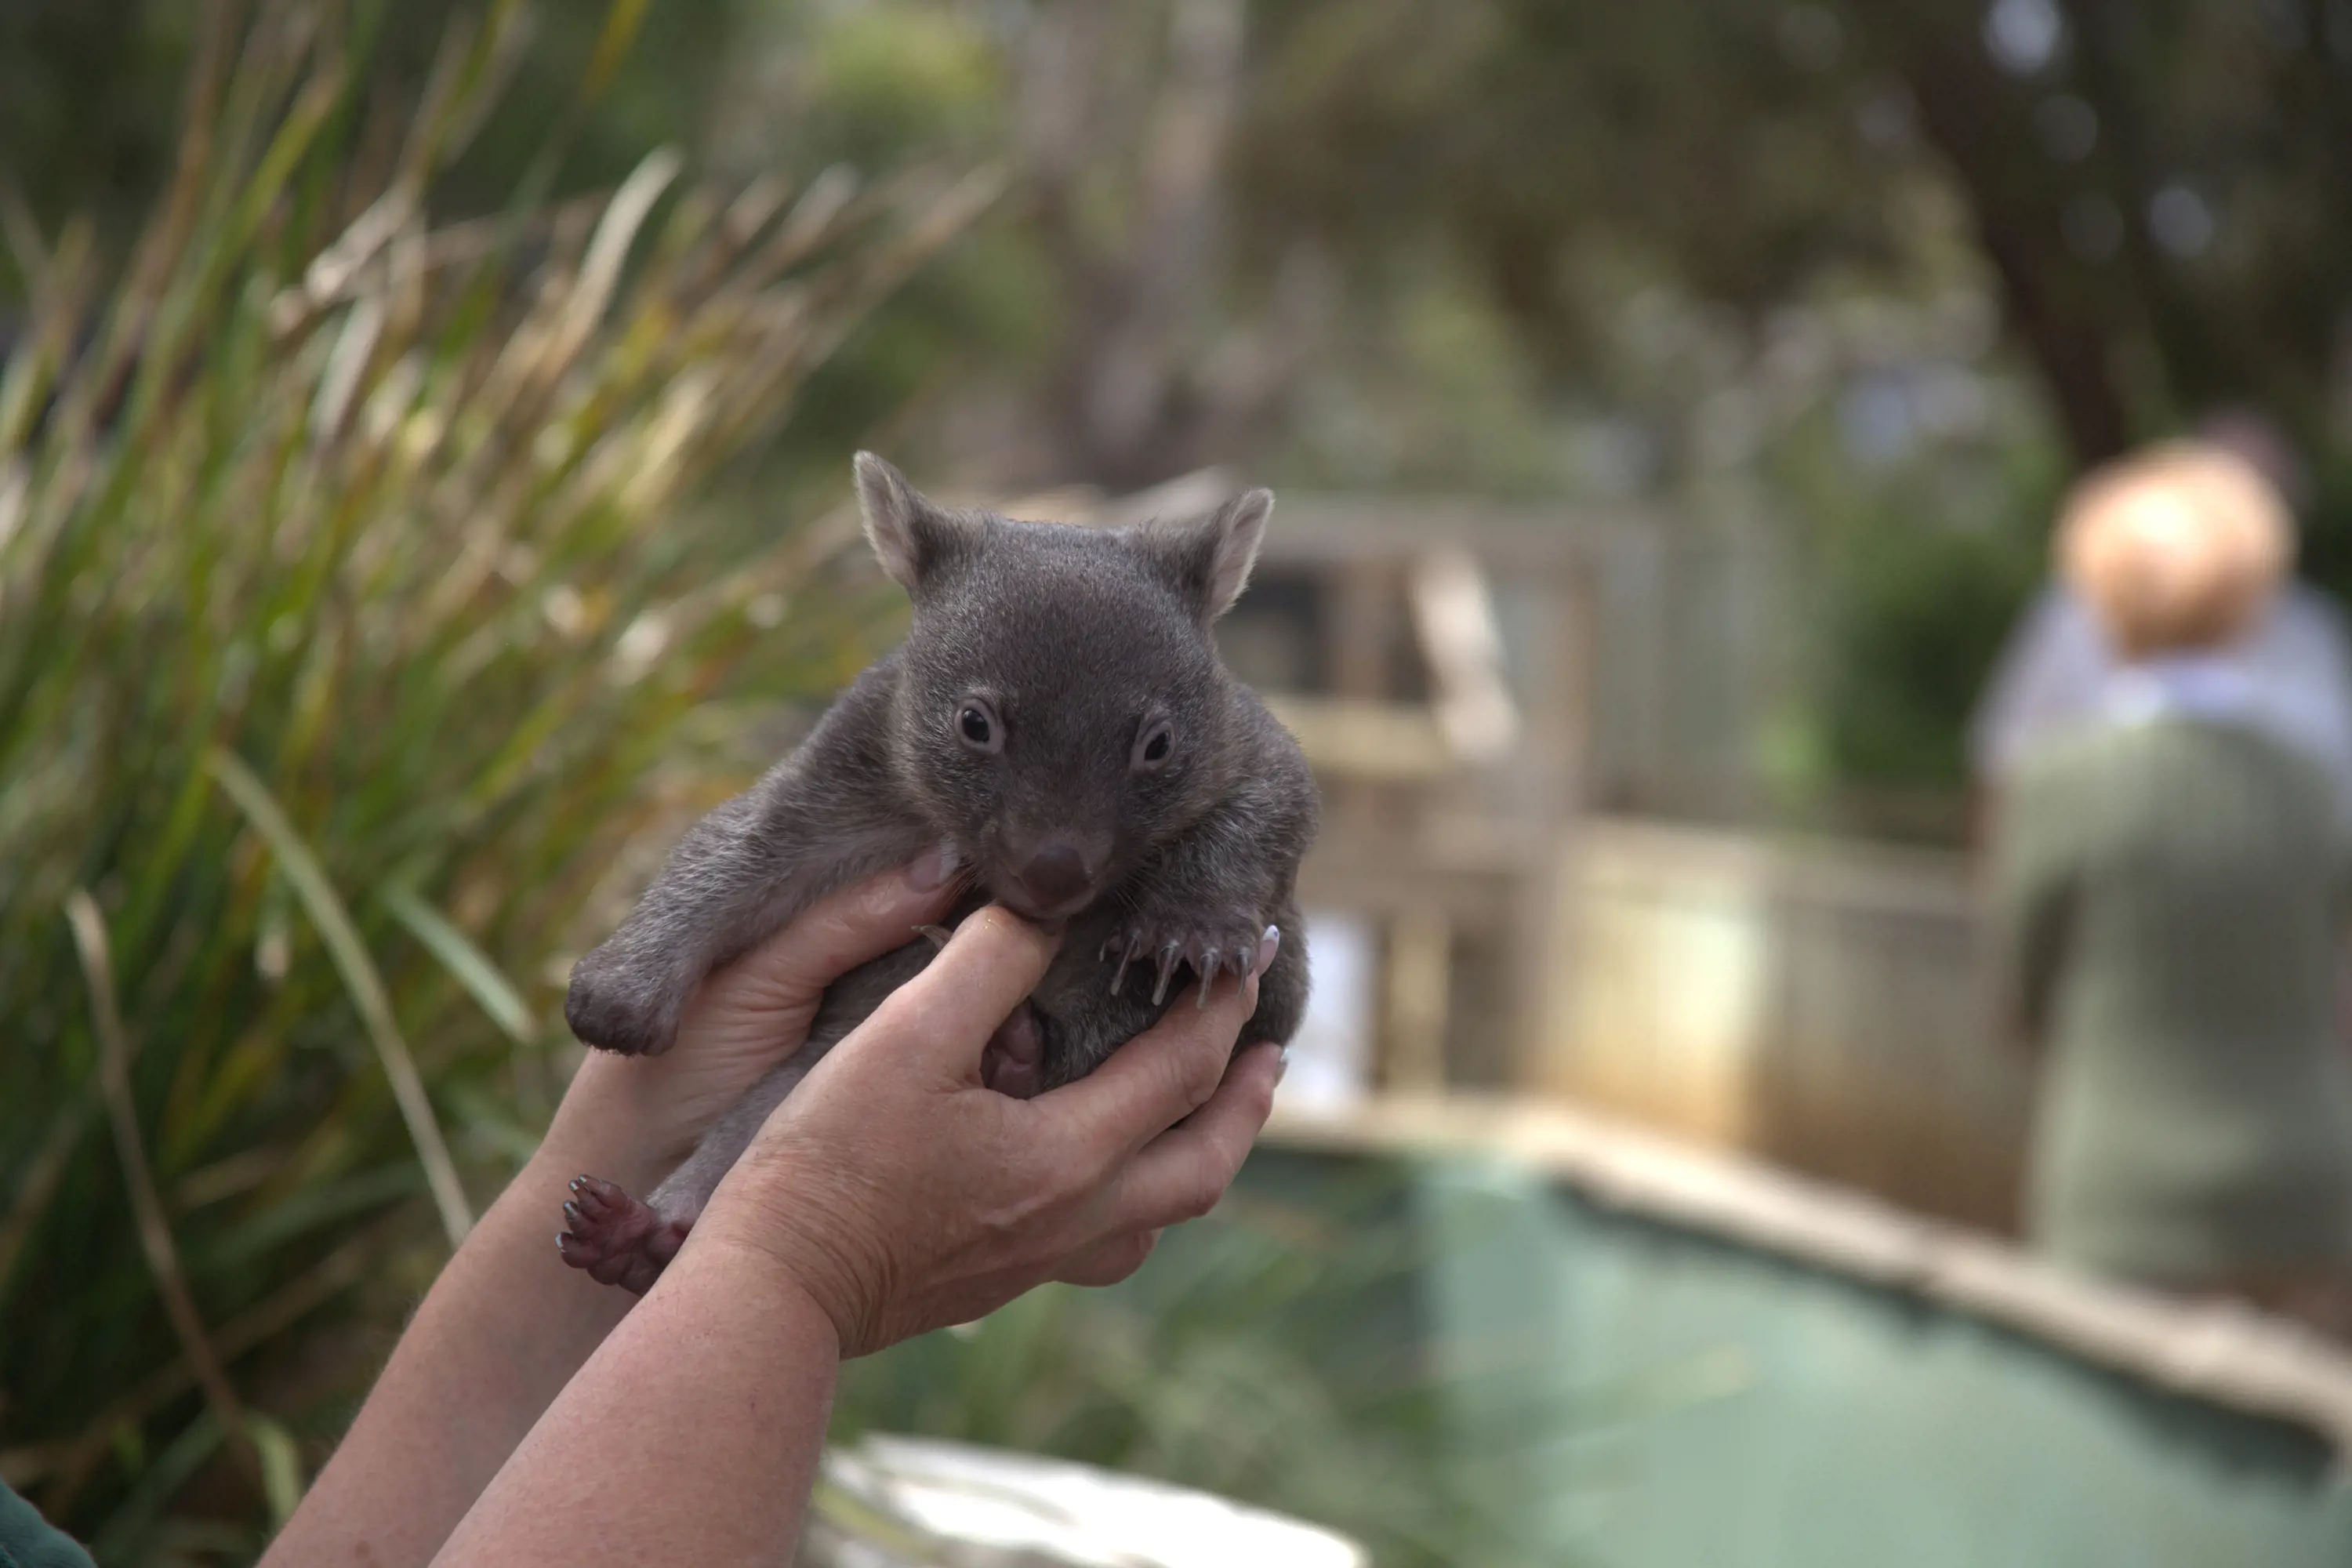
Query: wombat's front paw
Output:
[[564, 953, 683, 1057], [1102, 910, 1267, 1007], [556, 1175, 691, 1295]]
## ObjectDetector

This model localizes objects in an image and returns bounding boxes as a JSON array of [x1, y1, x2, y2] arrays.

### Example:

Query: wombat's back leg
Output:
[[555, 1176, 691, 1294], [557, 1044, 824, 1294], [638, 937, 935, 1217], [558, 938, 938, 1293]]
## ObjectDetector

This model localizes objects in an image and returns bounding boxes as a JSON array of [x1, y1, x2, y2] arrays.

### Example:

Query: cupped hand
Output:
[[546, 848, 965, 1192], [688, 907, 1283, 1357]]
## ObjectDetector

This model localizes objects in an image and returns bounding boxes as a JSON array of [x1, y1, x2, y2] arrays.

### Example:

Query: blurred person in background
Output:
[[1969, 415, 2352, 822], [1991, 442, 2352, 1333]]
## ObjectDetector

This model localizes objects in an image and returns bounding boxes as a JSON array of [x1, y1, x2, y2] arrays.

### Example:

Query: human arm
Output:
[[430, 907, 1279, 1565], [1970, 587, 2086, 782], [1988, 765, 2076, 1054], [260, 853, 966, 1568]]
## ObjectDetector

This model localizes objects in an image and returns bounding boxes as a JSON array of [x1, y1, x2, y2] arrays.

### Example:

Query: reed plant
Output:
[[0, 3, 993, 1556]]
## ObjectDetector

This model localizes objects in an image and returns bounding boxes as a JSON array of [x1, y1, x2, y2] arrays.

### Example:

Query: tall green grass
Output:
[[0, 3, 990, 1556]]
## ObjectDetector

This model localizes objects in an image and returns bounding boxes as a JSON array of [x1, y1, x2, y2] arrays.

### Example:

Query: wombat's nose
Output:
[[1013, 840, 1094, 911]]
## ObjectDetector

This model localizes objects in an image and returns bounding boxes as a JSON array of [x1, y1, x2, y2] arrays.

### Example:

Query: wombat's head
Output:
[[855, 452, 1271, 920]]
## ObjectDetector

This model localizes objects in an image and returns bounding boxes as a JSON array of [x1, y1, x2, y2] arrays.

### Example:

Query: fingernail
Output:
[[1254, 924, 1280, 977], [1274, 1047, 1290, 1085], [907, 840, 960, 890]]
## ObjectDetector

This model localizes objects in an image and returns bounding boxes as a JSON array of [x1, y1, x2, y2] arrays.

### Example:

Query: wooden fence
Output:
[[1033, 478, 2018, 1227], [1534, 817, 2029, 1232]]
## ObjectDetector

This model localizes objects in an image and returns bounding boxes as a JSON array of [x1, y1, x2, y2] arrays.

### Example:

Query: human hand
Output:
[[546, 848, 966, 1193], [688, 907, 1283, 1357]]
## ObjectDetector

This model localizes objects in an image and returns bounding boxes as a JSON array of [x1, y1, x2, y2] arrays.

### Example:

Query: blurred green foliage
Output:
[[0, 0, 736, 246], [18, 1, 2352, 805]]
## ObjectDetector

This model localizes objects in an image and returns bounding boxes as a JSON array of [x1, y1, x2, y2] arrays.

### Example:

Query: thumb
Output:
[[851, 905, 1062, 1080], [675, 858, 967, 1066], [716, 854, 967, 1013]]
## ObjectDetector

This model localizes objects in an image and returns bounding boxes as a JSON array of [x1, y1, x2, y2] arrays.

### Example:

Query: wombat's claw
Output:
[[1152, 942, 1183, 1005], [1196, 950, 1221, 1007], [1105, 917, 1262, 1007], [913, 924, 954, 949], [556, 1174, 691, 1296], [1105, 931, 1148, 996]]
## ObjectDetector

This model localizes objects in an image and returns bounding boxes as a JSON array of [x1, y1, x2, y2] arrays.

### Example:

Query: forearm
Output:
[[262, 1063, 670, 1567], [431, 1227, 840, 1567]]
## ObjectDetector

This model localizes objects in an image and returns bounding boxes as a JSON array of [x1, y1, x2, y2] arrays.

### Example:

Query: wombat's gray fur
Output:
[[554, 454, 1319, 1292]]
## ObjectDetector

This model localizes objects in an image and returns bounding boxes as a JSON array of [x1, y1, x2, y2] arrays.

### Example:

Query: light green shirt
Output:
[[1996, 716, 2352, 1282]]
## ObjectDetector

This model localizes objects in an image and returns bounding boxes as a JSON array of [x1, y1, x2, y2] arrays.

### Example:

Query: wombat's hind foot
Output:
[[981, 1000, 1047, 1100], [556, 1175, 691, 1294]]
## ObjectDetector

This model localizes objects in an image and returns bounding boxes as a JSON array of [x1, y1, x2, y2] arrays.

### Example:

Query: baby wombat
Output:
[[554, 454, 1319, 1292]]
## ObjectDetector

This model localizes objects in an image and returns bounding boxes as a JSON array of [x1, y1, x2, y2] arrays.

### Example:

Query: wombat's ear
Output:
[[1133, 488, 1274, 625], [855, 452, 974, 594]]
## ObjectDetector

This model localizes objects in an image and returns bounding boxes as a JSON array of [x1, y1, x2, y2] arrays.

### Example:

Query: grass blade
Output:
[[381, 883, 538, 1043], [0, 1100, 93, 1297], [246, 1412, 306, 1527], [65, 890, 259, 1489], [205, 748, 475, 1246]]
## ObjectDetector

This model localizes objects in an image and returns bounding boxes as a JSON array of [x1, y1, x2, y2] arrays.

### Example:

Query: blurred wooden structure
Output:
[[1239, 495, 1589, 1098], [1563, 817, 2027, 1231], [1085, 477, 1599, 1096], [1024, 475, 2026, 1228], [1018, 475, 1592, 1096]]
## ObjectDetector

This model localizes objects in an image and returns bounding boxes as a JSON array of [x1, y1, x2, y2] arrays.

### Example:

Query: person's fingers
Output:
[[1041, 935, 1271, 1166], [1052, 1228, 1161, 1288], [1106, 1043, 1281, 1232], [855, 904, 1062, 1078], [702, 848, 967, 1015]]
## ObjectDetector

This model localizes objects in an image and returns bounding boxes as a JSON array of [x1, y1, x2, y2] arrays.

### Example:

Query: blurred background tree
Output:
[[586, 0, 2352, 804], [23, 2, 2350, 514], [17, 0, 2352, 488]]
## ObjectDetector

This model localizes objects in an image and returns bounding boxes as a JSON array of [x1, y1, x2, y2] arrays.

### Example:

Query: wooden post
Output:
[[1501, 555, 1587, 1091], [1383, 906, 1452, 1092]]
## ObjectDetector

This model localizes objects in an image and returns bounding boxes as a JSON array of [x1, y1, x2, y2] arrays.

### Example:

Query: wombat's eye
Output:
[[956, 699, 1003, 754], [1131, 719, 1174, 773]]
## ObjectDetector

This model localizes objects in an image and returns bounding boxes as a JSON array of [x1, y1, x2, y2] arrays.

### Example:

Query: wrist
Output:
[[687, 1164, 875, 1357], [536, 1049, 692, 1195], [677, 1210, 851, 1363]]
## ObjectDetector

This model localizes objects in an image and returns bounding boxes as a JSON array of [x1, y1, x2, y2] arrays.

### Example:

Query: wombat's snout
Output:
[[1007, 833, 1105, 918]]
